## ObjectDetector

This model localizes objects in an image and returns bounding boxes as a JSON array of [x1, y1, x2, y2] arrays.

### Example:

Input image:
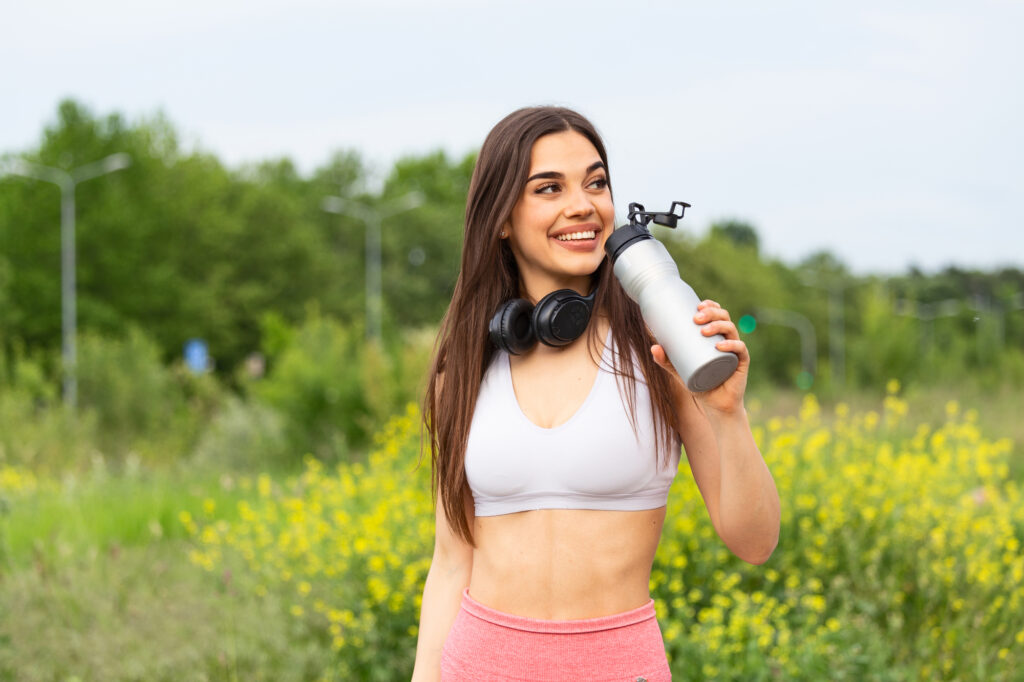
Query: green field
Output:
[[4, 96, 1023, 682], [2, 386, 1022, 681]]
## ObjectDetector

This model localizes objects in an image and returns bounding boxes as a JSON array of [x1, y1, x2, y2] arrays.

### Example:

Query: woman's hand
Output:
[[650, 299, 749, 416]]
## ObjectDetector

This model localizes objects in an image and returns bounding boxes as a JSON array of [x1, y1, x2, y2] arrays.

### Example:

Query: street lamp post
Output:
[[800, 273, 847, 390], [321, 191, 424, 343], [1, 153, 132, 407], [895, 298, 960, 354]]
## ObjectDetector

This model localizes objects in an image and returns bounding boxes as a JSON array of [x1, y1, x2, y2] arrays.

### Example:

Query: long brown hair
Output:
[[423, 106, 679, 545]]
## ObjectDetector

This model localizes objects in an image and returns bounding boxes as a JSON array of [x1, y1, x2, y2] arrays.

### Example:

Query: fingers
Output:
[[694, 301, 749, 357], [698, 319, 736, 338], [650, 344, 672, 370], [691, 301, 752, 391], [695, 303, 737, 340], [650, 344, 684, 383], [714, 337, 749, 364], [694, 301, 731, 324], [696, 299, 726, 315]]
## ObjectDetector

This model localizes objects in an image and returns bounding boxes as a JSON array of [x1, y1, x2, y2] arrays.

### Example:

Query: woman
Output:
[[411, 106, 780, 681]]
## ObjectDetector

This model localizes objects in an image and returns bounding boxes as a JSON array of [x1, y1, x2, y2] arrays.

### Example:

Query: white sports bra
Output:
[[465, 331, 681, 517]]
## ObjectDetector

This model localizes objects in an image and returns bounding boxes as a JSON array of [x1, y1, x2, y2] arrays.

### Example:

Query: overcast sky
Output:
[[3, 0, 1021, 274]]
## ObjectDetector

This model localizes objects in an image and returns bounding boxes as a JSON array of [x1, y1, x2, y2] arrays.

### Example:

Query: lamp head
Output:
[[102, 153, 132, 172]]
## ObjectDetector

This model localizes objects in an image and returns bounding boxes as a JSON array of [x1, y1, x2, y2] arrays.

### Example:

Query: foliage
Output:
[[710, 218, 760, 253], [2, 98, 1022, 399], [662, 228, 803, 386], [250, 313, 433, 464], [0, 463, 243, 570], [3, 97, 1023, 681], [184, 406, 431, 681], [0, 254, 10, 318], [190, 396, 290, 473], [76, 328, 187, 450], [0, 327, 225, 472], [0, 465, 334, 682], [0, 99, 470, 375], [0, 541, 313, 682], [655, 387, 1022, 680], [378, 151, 473, 329], [0, 347, 97, 474], [0, 311, 431, 476], [844, 282, 922, 387], [185, 391, 1023, 680]]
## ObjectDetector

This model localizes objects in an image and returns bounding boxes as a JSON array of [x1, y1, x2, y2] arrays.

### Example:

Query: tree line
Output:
[[2, 99, 1022, 400]]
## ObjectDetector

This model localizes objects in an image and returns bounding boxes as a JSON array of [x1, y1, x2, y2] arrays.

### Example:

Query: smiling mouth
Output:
[[554, 230, 597, 242]]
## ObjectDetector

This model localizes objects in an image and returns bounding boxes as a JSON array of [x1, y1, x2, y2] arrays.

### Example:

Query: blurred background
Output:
[[1, 1, 1022, 680]]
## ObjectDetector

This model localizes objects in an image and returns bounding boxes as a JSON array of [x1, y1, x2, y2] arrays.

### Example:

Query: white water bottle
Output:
[[604, 202, 738, 392]]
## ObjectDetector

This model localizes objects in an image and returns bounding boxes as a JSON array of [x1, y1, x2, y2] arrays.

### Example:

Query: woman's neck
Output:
[[518, 273, 595, 304]]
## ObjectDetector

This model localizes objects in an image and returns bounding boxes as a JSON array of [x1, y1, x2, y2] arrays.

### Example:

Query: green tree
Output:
[[378, 150, 473, 329], [661, 225, 803, 386], [709, 219, 760, 252], [0, 99, 368, 373]]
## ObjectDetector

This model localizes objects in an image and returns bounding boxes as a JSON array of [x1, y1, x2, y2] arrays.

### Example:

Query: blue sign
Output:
[[184, 338, 209, 374]]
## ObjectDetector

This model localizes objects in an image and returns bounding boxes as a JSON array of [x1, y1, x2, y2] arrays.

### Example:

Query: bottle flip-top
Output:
[[605, 201, 739, 392]]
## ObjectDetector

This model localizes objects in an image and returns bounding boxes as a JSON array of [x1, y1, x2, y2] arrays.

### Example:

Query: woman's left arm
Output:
[[651, 299, 780, 565]]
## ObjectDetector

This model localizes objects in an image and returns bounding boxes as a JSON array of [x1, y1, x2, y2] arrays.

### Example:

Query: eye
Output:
[[587, 176, 608, 190], [535, 182, 561, 194]]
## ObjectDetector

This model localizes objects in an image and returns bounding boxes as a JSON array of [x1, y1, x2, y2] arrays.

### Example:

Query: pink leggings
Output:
[[441, 588, 671, 681]]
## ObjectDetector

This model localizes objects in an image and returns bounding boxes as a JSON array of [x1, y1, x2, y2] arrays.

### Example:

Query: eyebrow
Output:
[[526, 161, 606, 183]]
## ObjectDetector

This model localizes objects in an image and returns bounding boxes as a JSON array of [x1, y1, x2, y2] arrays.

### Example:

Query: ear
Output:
[[500, 220, 511, 239]]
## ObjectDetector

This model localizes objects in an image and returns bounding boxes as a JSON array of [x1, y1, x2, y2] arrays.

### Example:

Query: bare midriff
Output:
[[467, 506, 666, 620]]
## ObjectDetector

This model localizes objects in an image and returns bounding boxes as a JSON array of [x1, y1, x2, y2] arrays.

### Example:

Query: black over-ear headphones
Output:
[[488, 287, 597, 355]]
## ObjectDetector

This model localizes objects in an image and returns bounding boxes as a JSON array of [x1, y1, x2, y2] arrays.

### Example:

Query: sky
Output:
[[2, 0, 1022, 275]]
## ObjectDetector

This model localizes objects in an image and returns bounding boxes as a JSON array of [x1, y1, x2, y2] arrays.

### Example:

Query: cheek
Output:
[[510, 199, 549, 235], [599, 197, 616, 227]]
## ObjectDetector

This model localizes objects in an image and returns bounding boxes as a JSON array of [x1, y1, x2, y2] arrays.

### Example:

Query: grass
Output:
[[0, 384, 1020, 680], [0, 464, 251, 570], [0, 467, 336, 681], [0, 540, 330, 681]]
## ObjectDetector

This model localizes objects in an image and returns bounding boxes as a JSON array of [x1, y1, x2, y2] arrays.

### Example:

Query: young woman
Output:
[[411, 107, 780, 681]]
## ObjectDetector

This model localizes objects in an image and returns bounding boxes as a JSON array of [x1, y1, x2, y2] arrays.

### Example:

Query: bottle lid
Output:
[[604, 224, 652, 263]]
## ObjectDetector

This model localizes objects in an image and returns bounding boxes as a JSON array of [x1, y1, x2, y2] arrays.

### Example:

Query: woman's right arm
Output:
[[410, 489, 474, 682]]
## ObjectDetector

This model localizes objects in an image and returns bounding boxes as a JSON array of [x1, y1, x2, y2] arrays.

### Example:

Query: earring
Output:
[[500, 230, 507, 238]]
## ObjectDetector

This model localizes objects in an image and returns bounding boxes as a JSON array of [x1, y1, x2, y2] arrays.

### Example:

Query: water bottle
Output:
[[604, 201, 738, 392]]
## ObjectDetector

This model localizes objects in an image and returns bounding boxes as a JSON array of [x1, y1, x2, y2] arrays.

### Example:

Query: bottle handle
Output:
[[626, 201, 691, 229]]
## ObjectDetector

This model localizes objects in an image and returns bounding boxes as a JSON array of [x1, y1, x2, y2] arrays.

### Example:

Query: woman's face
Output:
[[504, 130, 615, 299]]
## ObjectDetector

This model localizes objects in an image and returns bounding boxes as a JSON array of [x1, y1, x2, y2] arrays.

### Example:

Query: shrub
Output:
[[185, 405, 431, 680], [190, 396, 289, 473], [186, 390, 1024, 680], [76, 328, 184, 448], [252, 314, 432, 464], [0, 349, 97, 473]]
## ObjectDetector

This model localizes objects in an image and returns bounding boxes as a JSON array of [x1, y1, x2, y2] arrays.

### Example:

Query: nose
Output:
[[562, 187, 595, 219]]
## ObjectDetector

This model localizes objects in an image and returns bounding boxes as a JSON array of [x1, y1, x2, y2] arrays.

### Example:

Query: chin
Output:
[[561, 256, 606, 279]]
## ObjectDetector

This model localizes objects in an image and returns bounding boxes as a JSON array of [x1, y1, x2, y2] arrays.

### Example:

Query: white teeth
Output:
[[556, 230, 596, 241]]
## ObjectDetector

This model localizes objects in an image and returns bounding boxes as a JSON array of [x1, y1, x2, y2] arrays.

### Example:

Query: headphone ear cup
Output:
[[489, 298, 536, 355], [532, 289, 593, 347]]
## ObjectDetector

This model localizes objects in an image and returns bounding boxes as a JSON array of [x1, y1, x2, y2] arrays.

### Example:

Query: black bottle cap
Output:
[[604, 223, 652, 263]]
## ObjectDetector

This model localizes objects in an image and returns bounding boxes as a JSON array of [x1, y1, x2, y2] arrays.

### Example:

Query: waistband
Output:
[[460, 588, 656, 634]]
